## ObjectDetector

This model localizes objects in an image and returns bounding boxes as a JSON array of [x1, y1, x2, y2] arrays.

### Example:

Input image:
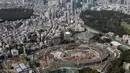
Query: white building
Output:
[[11, 49, 19, 56], [111, 41, 122, 49], [128, 40, 130, 45]]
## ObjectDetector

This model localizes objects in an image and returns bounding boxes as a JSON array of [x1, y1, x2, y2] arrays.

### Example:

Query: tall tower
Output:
[[22, 0, 25, 4], [124, 0, 127, 5], [71, 0, 75, 14], [121, 0, 124, 4]]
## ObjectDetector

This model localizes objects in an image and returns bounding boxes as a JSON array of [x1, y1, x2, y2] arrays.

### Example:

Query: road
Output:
[[84, 25, 103, 34], [43, 6, 54, 40], [99, 53, 116, 73]]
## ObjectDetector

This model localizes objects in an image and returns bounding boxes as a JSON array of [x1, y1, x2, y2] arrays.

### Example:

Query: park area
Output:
[[121, 21, 130, 34]]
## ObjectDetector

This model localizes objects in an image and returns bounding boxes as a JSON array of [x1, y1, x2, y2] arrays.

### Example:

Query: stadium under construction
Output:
[[38, 43, 110, 73]]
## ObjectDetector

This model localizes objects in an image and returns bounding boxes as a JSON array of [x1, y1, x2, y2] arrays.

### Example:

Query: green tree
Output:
[[79, 68, 99, 73], [106, 50, 130, 73], [80, 10, 129, 36]]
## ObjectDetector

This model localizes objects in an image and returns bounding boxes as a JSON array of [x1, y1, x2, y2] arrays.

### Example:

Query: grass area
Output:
[[121, 21, 130, 34], [56, 61, 75, 67], [121, 21, 130, 29], [57, 61, 79, 73], [124, 28, 130, 34], [44, 61, 79, 73]]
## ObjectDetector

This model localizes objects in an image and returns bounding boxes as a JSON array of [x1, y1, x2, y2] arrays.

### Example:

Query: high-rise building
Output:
[[43, 0, 47, 5], [71, 0, 74, 13], [22, 0, 25, 4], [86, 0, 94, 5], [59, 0, 67, 4], [70, 0, 79, 14], [121, 0, 124, 4]]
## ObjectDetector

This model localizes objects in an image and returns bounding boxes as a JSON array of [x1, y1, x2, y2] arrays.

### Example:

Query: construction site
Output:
[[38, 43, 110, 73]]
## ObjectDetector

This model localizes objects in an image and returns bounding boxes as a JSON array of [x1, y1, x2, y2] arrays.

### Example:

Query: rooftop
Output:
[[111, 41, 122, 46]]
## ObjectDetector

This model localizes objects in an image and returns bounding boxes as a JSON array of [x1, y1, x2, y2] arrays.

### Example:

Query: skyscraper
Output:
[[71, 0, 74, 13], [70, 0, 78, 14]]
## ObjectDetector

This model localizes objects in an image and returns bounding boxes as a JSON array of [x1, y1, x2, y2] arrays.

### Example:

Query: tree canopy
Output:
[[79, 68, 99, 73], [80, 10, 130, 36], [106, 50, 130, 73]]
